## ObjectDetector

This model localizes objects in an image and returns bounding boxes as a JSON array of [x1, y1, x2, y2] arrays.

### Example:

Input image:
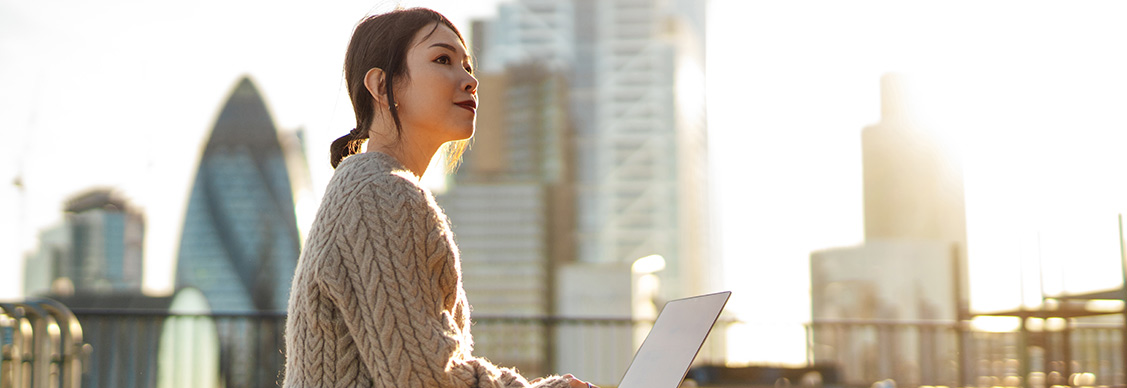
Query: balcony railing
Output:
[[1, 299, 88, 388], [3, 304, 1126, 388]]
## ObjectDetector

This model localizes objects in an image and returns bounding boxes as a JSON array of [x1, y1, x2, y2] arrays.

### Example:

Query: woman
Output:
[[283, 8, 595, 388]]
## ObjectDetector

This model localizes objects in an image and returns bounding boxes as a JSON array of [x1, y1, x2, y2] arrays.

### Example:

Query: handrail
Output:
[[32, 299, 87, 388], [0, 303, 27, 388], [0, 299, 88, 388], [66, 308, 288, 318], [808, 317, 961, 327]]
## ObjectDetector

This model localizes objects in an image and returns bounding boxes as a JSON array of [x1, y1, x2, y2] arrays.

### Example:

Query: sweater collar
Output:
[[338, 151, 418, 183]]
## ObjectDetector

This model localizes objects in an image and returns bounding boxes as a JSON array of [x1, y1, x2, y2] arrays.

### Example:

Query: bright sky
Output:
[[708, 0, 1127, 364], [3, 0, 1127, 366]]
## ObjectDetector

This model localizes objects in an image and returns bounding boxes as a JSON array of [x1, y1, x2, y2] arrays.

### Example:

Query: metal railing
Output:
[[805, 318, 1126, 388], [64, 309, 285, 388], [5, 304, 1127, 388], [0, 299, 89, 388]]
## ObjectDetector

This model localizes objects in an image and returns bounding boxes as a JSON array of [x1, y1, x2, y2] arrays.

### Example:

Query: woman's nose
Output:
[[464, 74, 478, 94]]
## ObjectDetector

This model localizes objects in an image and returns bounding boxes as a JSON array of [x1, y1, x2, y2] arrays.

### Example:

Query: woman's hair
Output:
[[330, 7, 471, 170]]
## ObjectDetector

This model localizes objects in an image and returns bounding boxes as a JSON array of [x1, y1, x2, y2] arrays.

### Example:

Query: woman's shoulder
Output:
[[326, 151, 430, 210]]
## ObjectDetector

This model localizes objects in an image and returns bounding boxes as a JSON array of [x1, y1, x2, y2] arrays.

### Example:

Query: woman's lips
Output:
[[455, 101, 476, 112]]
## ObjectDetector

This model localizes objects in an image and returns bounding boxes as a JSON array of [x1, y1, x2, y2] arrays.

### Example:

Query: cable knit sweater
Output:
[[284, 151, 571, 388]]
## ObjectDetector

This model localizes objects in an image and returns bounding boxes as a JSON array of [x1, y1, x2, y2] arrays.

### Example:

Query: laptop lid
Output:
[[617, 291, 732, 388]]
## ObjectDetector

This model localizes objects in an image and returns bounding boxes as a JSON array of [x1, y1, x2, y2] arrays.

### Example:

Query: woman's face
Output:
[[394, 23, 478, 148]]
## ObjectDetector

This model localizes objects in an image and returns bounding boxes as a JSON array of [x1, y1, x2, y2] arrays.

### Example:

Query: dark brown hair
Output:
[[330, 8, 470, 169]]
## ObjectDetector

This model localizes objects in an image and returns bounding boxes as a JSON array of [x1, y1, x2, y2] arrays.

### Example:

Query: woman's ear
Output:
[[363, 68, 388, 107]]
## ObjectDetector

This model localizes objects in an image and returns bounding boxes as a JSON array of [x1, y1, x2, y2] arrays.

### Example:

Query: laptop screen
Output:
[[617, 291, 731, 388]]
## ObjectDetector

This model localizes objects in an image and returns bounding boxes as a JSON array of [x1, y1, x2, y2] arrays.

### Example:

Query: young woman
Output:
[[283, 8, 595, 388]]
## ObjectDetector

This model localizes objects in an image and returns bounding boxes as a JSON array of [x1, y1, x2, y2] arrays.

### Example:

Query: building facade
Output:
[[439, 65, 575, 377], [173, 76, 300, 387], [473, 0, 711, 311], [810, 74, 969, 386], [461, 1, 710, 383], [861, 74, 968, 262], [24, 189, 144, 296], [175, 76, 300, 314]]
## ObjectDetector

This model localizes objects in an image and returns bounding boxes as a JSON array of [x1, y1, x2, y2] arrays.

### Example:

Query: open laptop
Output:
[[615, 291, 731, 388]]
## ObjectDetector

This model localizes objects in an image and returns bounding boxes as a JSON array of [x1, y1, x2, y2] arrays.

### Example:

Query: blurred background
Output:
[[3, 0, 1127, 387]]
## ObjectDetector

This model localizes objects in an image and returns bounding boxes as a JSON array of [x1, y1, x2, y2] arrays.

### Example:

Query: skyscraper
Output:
[[467, 2, 710, 383], [175, 76, 300, 313], [174, 76, 299, 387], [809, 74, 967, 386], [23, 188, 144, 296], [862, 74, 968, 262], [474, 0, 712, 308], [439, 64, 574, 376]]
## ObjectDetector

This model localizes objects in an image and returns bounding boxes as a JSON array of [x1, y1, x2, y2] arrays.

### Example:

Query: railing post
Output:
[[918, 323, 932, 385], [952, 242, 971, 388], [1019, 316, 1030, 388], [13, 303, 50, 388], [805, 323, 813, 366], [543, 315, 555, 376], [958, 318, 972, 388], [33, 299, 85, 388], [1062, 319, 1072, 383], [1118, 213, 1127, 387], [0, 304, 27, 388]]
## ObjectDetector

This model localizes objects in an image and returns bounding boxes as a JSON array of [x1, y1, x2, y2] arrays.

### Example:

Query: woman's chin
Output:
[[453, 126, 475, 141]]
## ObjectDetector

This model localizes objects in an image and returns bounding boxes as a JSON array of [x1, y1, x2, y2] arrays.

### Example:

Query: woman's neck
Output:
[[366, 138, 439, 179]]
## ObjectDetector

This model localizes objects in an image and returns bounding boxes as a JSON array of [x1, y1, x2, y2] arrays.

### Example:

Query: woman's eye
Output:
[[435, 55, 451, 65]]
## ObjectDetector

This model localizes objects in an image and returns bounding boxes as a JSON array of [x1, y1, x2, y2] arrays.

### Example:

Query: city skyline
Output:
[[3, 0, 1127, 366]]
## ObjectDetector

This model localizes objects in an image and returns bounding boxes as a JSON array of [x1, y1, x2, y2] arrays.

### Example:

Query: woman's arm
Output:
[[317, 174, 571, 388]]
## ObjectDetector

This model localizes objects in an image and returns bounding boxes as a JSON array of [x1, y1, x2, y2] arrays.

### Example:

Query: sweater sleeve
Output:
[[317, 175, 572, 388]]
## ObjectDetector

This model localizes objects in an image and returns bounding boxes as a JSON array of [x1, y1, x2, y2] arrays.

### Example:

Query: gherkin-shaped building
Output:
[[176, 76, 299, 312]]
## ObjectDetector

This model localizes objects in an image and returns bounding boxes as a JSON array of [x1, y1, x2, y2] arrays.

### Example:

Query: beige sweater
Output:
[[284, 151, 570, 388]]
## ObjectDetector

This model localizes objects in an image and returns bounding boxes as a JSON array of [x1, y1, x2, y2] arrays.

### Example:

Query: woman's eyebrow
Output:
[[429, 42, 462, 54]]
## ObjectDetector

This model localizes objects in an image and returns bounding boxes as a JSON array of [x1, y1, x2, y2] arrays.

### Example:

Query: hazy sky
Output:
[[3, 0, 1127, 365]]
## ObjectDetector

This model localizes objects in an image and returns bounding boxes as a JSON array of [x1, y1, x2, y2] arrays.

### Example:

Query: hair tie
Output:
[[349, 127, 364, 138]]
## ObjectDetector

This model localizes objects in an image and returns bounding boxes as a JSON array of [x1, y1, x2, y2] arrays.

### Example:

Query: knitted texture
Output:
[[284, 152, 571, 388]]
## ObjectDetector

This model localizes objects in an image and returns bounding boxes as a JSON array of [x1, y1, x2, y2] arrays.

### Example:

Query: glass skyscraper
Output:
[[463, 1, 712, 383], [23, 189, 145, 296], [439, 65, 575, 377], [175, 76, 300, 313], [474, 0, 712, 303]]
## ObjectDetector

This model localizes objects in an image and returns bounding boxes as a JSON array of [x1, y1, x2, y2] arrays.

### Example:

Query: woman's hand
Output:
[[563, 374, 597, 388], [529, 374, 598, 388]]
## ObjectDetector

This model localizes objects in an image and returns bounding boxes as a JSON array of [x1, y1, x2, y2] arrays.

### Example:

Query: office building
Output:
[[861, 74, 968, 264], [474, 0, 711, 312], [810, 74, 968, 386], [174, 76, 298, 387], [175, 76, 300, 313], [466, 1, 710, 383], [24, 188, 144, 296], [439, 64, 575, 376]]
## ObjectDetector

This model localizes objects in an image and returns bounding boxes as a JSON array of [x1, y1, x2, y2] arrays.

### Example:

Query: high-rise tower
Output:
[[439, 64, 574, 377], [474, 0, 711, 304], [23, 188, 144, 296], [468, 2, 710, 383], [810, 74, 968, 385], [862, 74, 967, 250], [175, 76, 300, 313]]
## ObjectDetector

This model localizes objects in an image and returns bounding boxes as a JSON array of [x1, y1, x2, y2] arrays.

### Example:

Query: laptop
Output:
[[615, 291, 731, 388]]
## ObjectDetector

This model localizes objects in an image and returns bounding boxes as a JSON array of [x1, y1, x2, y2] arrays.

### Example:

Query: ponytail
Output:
[[329, 127, 369, 168]]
